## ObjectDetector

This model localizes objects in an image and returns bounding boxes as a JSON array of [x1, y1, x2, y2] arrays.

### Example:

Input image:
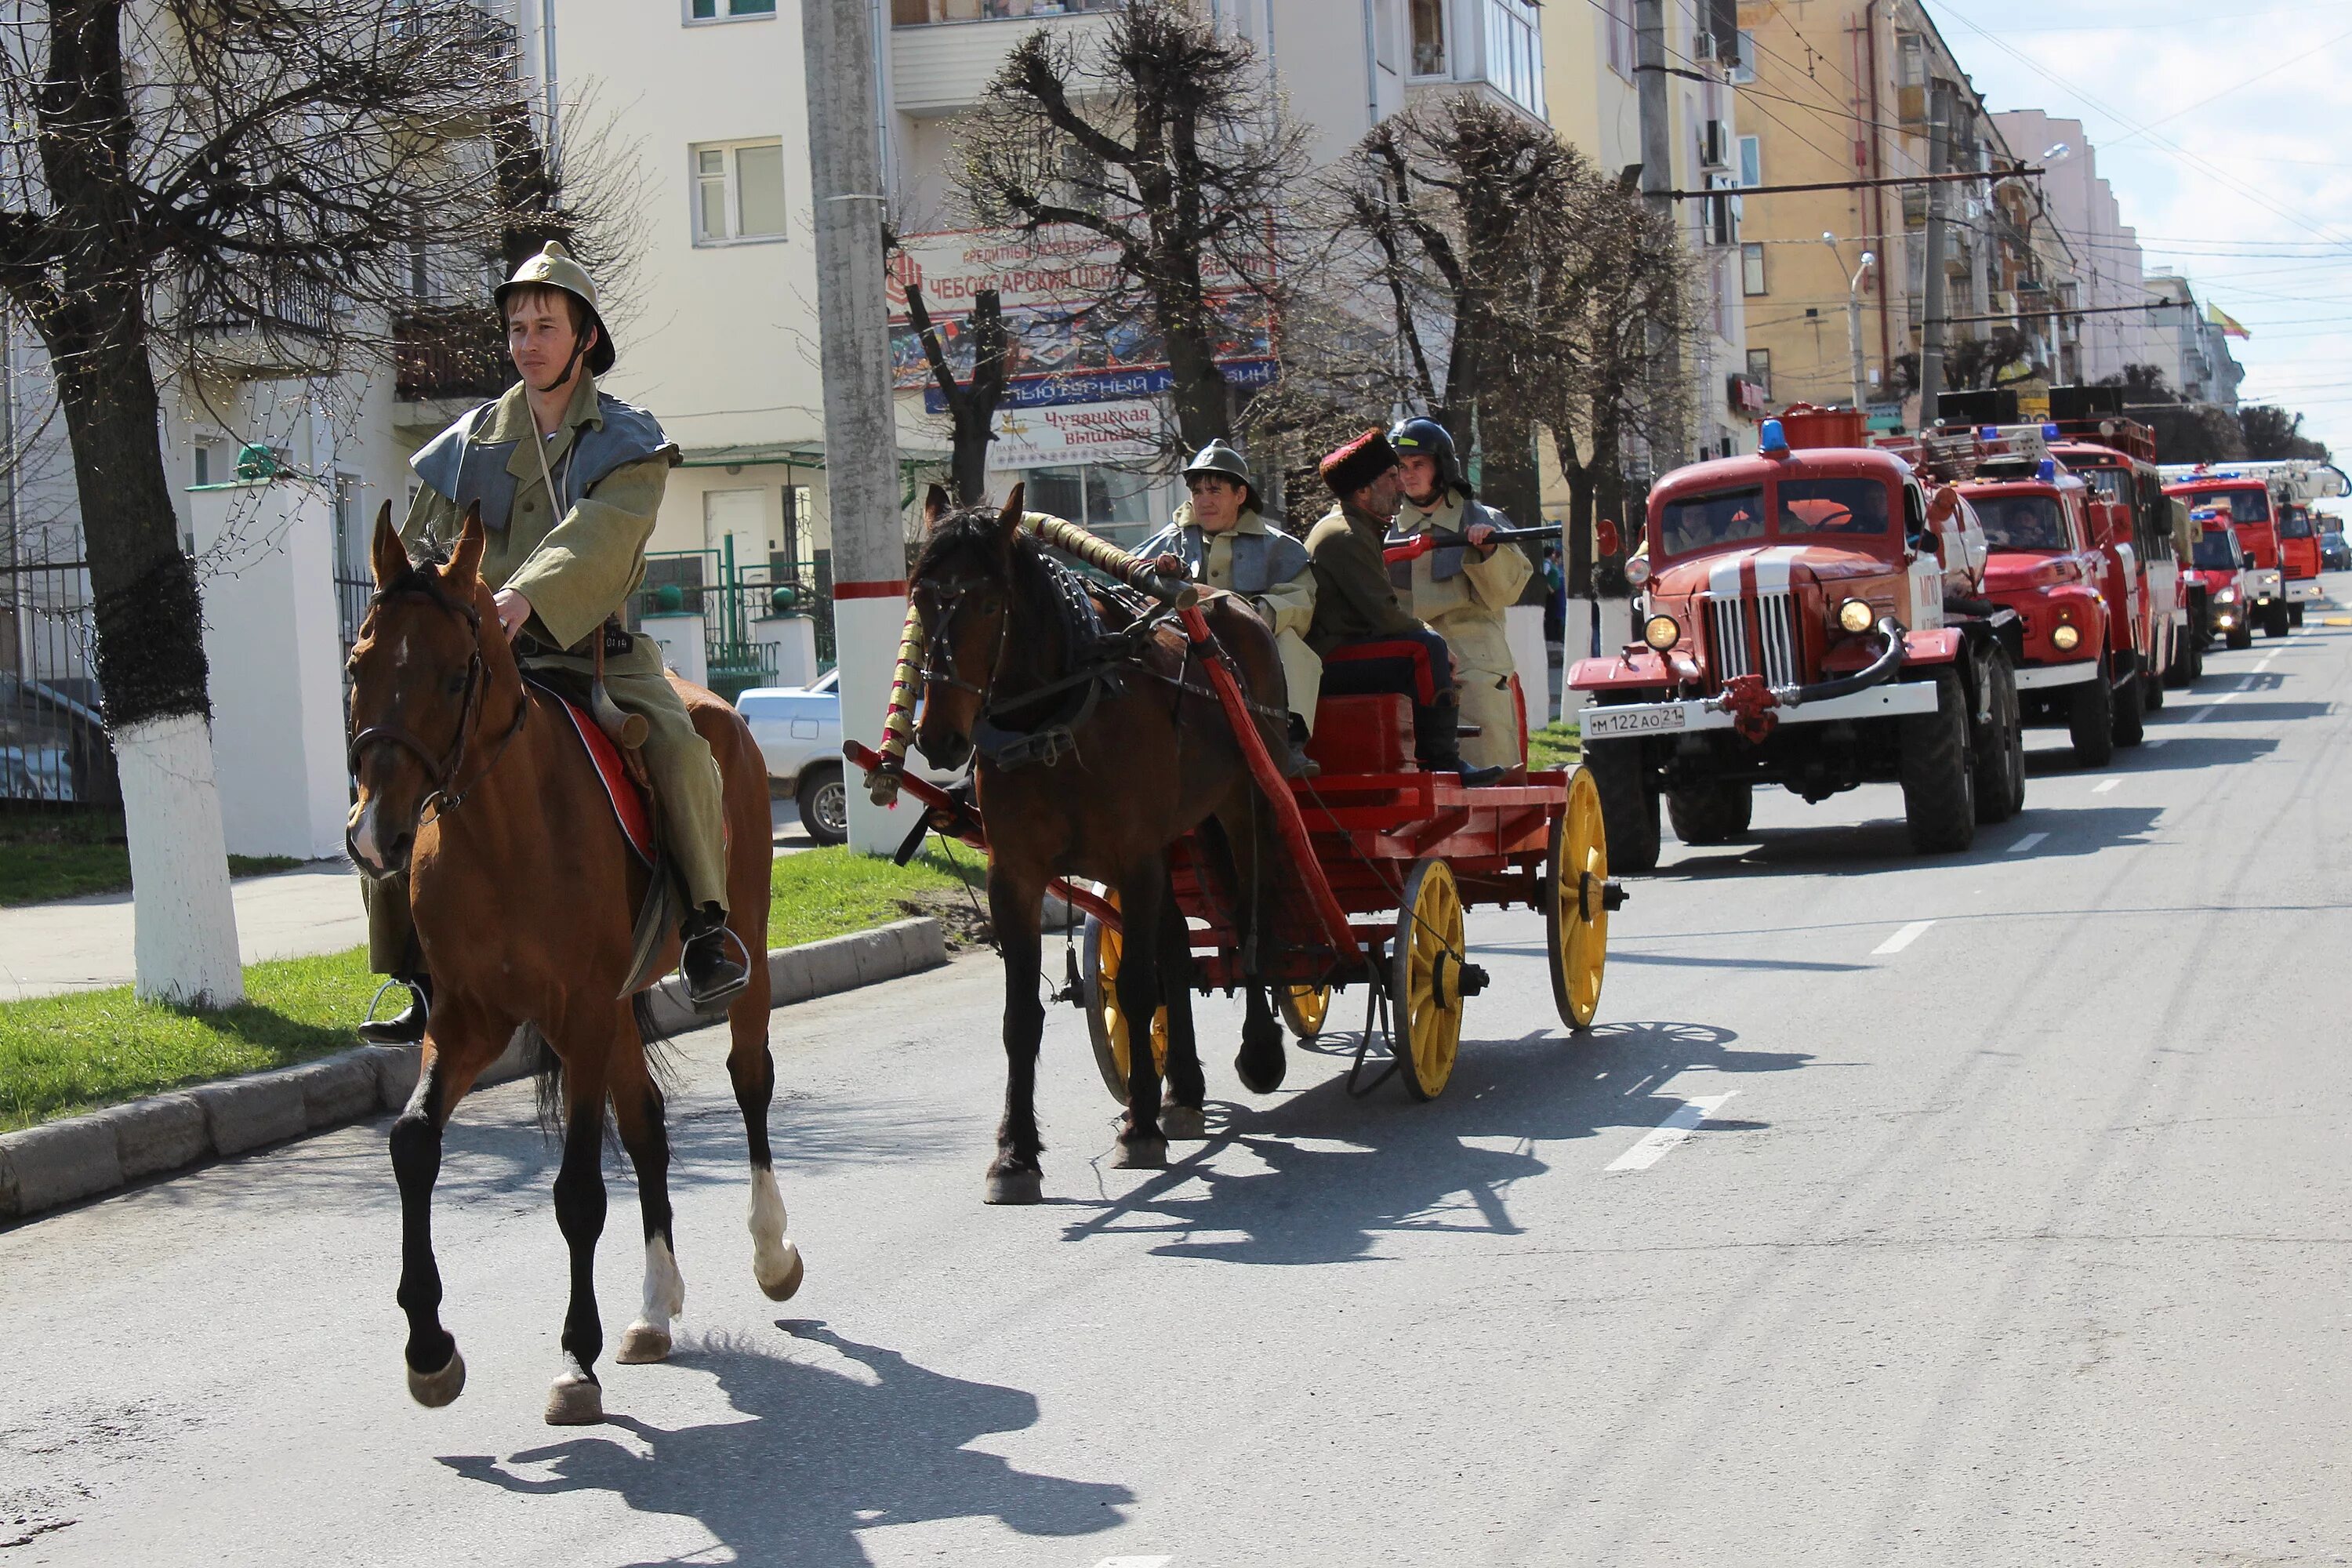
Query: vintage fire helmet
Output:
[[1181, 440, 1260, 512], [495, 241, 616, 379]]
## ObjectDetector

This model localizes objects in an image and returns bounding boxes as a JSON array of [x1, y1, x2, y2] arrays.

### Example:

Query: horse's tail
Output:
[[528, 1000, 685, 1139]]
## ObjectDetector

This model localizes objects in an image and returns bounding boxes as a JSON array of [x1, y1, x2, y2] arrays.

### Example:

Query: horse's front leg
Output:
[[984, 862, 1049, 1205], [546, 1025, 613, 1425], [1159, 898, 1208, 1140], [390, 989, 503, 1408], [1113, 869, 1170, 1170]]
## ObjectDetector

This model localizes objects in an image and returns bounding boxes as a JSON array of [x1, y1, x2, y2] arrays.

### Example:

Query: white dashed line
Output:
[[1873, 920, 1935, 955], [2007, 831, 2049, 854], [2092, 778, 2119, 793], [1094, 1558, 1174, 1568], [2144, 736, 2169, 748], [1607, 1093, 1739, 1172]]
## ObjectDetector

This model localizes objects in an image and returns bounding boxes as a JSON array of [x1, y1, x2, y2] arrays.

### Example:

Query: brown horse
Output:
[[909, 485, 1298, 1202], [345, 505, 800, 1427]]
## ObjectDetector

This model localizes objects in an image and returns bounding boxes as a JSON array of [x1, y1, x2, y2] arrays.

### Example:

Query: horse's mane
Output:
[[913, 505, 1066, 644]]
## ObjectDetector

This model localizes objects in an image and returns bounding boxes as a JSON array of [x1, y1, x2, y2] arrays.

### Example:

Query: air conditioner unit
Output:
[[1700, 119, 1730, 169]]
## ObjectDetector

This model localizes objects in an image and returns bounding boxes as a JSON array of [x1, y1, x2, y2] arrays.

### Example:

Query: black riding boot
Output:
[[1417, 701, 1504, 789], [681, 905, 751, 1011], [1283, 713, 1321, 780], [360, 972, 433, 1045]]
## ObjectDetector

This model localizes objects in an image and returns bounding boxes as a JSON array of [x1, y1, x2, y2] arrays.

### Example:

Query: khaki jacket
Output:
[[401, 374, 671, 652], [1392, 491, 1534, 630], [1305, 503, 1425, 656], [1146, 505, 1317, 638]]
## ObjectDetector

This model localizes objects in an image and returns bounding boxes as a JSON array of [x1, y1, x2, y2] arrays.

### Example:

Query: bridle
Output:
[[915, 572, 1012, 707], [347, 578, 531, 824]]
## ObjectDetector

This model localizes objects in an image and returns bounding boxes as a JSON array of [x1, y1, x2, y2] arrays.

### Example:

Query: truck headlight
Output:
[[1643, 613, 1679, 651], [1624, 555, 1653, 587], [2053, 623, 2082, 652], [1837, 598, 1875, 634]]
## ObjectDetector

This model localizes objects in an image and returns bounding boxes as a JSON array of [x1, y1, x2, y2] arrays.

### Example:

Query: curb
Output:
[[0, 916, 946, 1224]]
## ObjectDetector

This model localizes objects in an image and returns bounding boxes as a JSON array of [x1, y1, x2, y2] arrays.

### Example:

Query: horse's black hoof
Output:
[[1235, 1046, 1287, 1094], [1115, 1136, 1168, 1170], [985, 1167, 1044, 1205]]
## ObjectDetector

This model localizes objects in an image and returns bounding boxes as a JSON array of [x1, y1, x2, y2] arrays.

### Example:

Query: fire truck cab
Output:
[[1570, 409, 2024, 871], [2158, 463, 2342, 636], [2182, 506, 2256, 650]]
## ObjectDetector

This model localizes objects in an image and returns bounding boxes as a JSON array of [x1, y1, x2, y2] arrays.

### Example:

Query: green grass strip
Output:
[[1528, 720, 1582, 772]]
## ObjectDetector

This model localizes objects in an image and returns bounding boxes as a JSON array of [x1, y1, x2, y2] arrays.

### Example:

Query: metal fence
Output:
[[0, 557, 117, 804], [629, 546, 836, 702]]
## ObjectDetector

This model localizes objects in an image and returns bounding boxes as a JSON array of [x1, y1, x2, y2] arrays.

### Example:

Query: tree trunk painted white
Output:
[[114, 711, 245, 1007]]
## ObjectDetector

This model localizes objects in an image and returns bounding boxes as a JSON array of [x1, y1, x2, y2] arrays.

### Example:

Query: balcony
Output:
[[187, 280, 337, 379], [393, 307, 509, 430], [890, 2, 1120, 115]]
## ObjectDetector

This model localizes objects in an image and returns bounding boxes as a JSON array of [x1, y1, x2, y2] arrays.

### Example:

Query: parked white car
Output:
[[735, 671, 967, 848]]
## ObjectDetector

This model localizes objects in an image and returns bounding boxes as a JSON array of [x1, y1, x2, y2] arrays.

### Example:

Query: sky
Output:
[[1920, 0, 2352, 467]]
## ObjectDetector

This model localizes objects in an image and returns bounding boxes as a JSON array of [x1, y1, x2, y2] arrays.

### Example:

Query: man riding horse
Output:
[[358, 241, 748, 1040], [1139, 439, 1322, 779]]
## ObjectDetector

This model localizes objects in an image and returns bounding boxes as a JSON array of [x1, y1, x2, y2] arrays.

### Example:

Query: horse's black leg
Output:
[[1237, 984, 1287, 1093], [391, 1057, 465, 1406], [1114, 869, 1170, 1169], [1228, 800, 1288, 1094], [612, 1047, 684, 1365], [1160, 898, 1207, 1138], [727, 1005, 803, 1298], [985, 865, 1049, 1204], [547, 1060, 611, 1425]]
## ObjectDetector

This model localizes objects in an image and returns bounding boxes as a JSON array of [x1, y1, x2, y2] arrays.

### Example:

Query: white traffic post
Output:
[[803, 0, 913, 856]]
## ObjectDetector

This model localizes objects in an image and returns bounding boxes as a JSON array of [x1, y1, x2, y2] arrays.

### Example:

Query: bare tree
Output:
[[0, 0, 568, 1002], [888, 227, 1010, 506], [957, 0, 1304, 452]]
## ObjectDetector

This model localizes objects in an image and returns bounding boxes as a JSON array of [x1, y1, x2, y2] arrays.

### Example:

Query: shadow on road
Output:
[[437, 1321, 1131, 1567], [1649, 803, 2165, 880], [1054, 1019, 1802, 1265]]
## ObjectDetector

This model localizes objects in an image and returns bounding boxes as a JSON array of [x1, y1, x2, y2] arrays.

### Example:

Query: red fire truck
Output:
[[2158, 463, 2339, 636], [1570, 408, 2024, 870], [2181, 506, 2256, 651], [1958, 439, 2141, 767]]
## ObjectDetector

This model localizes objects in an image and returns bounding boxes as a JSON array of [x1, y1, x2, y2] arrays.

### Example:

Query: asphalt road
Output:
[[8, 581, 2352, 1566]]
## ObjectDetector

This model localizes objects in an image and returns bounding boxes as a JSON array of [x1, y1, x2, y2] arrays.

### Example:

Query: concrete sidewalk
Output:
[[0, 861, 367, 1002]]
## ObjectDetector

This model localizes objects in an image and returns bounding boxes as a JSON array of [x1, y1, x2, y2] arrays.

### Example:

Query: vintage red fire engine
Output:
[[2180, 506, 2257, 650], [1569, 408, 2026, 871], [2161, 465, 2299, 637]]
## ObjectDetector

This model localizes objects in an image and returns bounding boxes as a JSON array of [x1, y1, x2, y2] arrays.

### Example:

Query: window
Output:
[[1738, 134, 1761, 189], [193, 441, 220, 486], [1740, 241, 1767, 296], [1410, 0, 1446, 75], [691, 140, 786, 245], [1480, 0, 1544, 116], [689, 0, 774, 21], [1022, 465, 1160, 552], [777, 484, 812, 570], [1730, 28, 1755, 83], [1747, 347, 1771, 397], [1605, 0, 1633, 78]]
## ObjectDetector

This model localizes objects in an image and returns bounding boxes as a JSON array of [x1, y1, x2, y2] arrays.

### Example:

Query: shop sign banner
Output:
[[987, 401, 1163, 468], [923, 358, 1277, 416]]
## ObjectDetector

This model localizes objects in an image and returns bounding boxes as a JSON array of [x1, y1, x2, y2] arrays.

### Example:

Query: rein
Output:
[[348, 579, 532, 823]]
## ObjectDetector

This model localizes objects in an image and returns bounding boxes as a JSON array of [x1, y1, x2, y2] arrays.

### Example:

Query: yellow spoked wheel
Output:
[[1276, 984, 1332, 1040], [1081, 900, 1167, 1104], [1390, 857, 1466, 1102], [1546, 765, 1611, 1032]]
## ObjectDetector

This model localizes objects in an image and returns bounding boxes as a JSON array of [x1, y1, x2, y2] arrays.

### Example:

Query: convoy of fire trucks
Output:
[[1568, 390, 2341, 873]]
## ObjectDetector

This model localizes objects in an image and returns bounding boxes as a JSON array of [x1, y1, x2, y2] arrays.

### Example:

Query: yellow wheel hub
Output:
[[1392, 858, 1465, 1101]]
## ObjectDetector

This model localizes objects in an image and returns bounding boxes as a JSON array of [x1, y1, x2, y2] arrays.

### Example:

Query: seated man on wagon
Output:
[[1140, 439, 1323, 779], [357, 241, 748, 1044], [1387, 416, 1534, 771], [1304, 430, 1504, 788]]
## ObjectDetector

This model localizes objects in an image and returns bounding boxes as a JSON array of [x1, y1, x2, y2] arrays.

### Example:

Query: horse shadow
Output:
[[437, 1321, 1131, 1567], [1056, 1018, 1803, 1265]]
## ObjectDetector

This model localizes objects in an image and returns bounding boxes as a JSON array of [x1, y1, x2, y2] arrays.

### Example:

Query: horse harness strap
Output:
[[967, 556, 1154, 772], [347, 579, 532, 822]]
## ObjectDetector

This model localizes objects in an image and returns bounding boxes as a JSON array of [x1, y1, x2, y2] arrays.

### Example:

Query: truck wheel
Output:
[[1666, 779, 1753, 845], [2289, 602, 2306, 627], [2143, 664, 2164, 711], [1972, 652, 2024, 825], [2068, 659, 2115, 767], [2264, 601, 2291, 638], [2112, 666, 2145, 748], [1900, 670, 1976, 854], [2226, 619, 2253, 651], [1584, 739, 1661, 874], [797, 762, 848, 847], [2165, 630, 2194, 688]]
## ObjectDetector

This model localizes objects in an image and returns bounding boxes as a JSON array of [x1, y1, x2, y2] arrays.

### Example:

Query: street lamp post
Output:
[[1822, 232, 1877, 413]]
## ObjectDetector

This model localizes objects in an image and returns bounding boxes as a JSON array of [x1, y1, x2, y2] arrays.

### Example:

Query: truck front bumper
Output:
[[2013, 660, 2100, 691], [2288, 579, 2321, 603], [1581, 680, 1940, 740]]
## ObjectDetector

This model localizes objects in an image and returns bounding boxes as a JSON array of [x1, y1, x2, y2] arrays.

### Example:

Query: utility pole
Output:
[[1848, 250, 1875, 411], [1633, 0, 1685, 465], [802, 0, 911, 856], [1918, 80, 1952, 423]]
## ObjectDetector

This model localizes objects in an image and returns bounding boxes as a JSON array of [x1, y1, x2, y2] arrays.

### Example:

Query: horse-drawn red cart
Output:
[[848, 508, 1622, 1112]]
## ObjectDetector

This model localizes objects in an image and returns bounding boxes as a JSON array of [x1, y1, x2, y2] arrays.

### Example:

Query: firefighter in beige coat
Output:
[[1141, 441, 1322, 776], [1387, 417, 1534, 771]]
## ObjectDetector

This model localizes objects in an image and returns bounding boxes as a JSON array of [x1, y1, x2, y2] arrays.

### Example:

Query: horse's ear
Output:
[[370, 502, 407, 589], [441, 502, 486, 592], [924, 483, 953, 532], [996, 482, 1025, 545]]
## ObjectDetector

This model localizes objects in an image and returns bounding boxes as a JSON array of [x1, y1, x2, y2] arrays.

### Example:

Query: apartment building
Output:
[[2143, 274, 2245, 411], [1539, 0, 1753, 468], [1993, 111, 2151, 386]]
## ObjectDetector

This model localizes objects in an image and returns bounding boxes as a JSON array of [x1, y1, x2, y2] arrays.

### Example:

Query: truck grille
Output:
[[1708, 590, 1801, 689]]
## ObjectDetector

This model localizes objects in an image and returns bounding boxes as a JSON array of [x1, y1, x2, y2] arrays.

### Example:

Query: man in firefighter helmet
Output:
[[1386, 416, 1534, 771], [1140, 439, 1322, 777], [357, 241, 748, 1043]]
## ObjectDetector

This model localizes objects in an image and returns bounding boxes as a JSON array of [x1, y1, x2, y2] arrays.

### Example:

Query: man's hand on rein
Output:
[[493, 589, 534, 641]]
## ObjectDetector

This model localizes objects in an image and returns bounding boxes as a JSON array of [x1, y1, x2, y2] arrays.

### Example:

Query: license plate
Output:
[[1584, 704, 1687, 738]]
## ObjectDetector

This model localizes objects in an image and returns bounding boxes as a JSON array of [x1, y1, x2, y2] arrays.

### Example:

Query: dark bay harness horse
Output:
[[907, 486, 1301, 1202], [345, 506, 800, 1427]]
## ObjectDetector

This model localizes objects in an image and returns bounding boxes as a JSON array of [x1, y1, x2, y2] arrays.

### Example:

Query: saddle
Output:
[[528, 677, 656, 865]]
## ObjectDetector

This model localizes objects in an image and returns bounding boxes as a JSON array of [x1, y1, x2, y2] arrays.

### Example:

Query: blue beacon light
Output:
[[2038, 457, 2057, 481], [1759, 419, 1789, 455]]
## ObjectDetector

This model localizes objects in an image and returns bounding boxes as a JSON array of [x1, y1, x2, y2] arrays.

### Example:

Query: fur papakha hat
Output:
[[1319, 429, 1399, 498]]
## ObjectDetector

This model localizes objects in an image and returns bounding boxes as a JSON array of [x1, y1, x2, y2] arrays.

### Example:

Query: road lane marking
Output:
[[1094, 1558, 1174, 1568], [2007, 831, 2049, 854], [1607, 1093, 1738, 1172], [1872, 920, 1935, 955], [2092, 778, 2119, 793], [2144, 736, 2169, 748]]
